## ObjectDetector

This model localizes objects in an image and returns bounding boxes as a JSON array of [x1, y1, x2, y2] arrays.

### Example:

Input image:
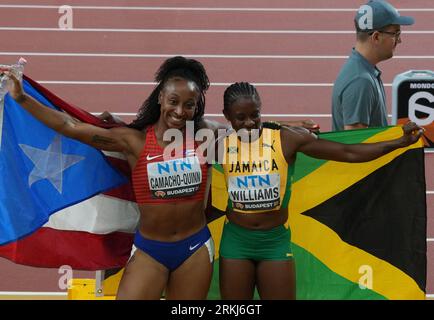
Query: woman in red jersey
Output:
[[4, 56, 218, 300]]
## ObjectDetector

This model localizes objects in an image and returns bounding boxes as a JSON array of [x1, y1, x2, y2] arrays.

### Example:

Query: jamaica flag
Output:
[[208, 126, 426, 300]]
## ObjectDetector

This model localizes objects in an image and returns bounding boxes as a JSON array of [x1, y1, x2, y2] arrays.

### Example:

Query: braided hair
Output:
[[223, 82, 281, 130], [128, 56, 210, 130], [223, 82, 261, 112]]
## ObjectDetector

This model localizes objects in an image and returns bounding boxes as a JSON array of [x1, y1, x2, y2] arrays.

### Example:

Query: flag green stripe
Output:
[[213, 163, 224, 173], [208, 260, 221, 300], [292, 243, 386, 300], [281, 163, 294, 208]]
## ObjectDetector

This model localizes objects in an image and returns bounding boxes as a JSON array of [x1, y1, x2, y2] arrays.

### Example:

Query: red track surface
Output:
[[0, 0, 432, 296]]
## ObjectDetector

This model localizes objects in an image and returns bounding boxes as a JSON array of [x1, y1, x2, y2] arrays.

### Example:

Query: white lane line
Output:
[[0, 5, 433, 12], [38, 81, 397, 87], [94, 112, 333, 118], [207, 113, 332, 118], [1, 52, 434, 59], [39, 81, 338, 86], [0, 290, 431, 298], [0, 291, 67, 296], [0, 27, 434, 34]]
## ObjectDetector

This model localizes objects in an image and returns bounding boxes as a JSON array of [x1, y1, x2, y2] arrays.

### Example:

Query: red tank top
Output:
[[132, 125, 208, 204]]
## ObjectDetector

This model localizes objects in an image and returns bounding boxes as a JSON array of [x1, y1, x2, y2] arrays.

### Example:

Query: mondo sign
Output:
[[392, 70, 434, 148]]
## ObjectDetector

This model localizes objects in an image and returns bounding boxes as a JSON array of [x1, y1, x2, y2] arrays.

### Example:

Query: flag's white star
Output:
[[19, 134, 85, 193]]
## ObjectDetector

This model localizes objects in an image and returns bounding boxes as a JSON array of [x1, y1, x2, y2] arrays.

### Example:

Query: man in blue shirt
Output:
[[332, 0, 414, 131]]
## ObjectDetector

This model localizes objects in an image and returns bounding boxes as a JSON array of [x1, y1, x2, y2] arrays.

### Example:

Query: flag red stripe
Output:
[[0, 227, 134, 270]]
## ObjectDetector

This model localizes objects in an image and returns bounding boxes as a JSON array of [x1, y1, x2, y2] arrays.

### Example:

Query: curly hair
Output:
[[128, 56, 210, 131], [223, 82, 261, 112]]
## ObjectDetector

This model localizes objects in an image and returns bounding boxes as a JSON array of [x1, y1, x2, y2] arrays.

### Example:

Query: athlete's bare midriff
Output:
[[137, 200, 206, 241], [226, 207, 288, 230]]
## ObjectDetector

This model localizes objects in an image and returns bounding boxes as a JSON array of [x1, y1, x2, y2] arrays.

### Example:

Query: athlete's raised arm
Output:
[[3, 70, 132, 152], [282, 122, 423, 163]]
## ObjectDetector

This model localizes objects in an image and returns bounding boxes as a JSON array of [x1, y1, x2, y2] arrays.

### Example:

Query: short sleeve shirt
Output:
[[331, 49, 388, 131]]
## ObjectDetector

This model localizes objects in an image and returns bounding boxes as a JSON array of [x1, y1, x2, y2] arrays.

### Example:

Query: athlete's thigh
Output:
[[256, 259, 296, 300], [116, 249, 169, 300], [165, 245, 214, 300], [219, 257, 256, 300]]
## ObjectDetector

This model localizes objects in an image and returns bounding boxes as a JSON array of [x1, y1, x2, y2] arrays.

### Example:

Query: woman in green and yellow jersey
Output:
[[217, 82, 423, 300]]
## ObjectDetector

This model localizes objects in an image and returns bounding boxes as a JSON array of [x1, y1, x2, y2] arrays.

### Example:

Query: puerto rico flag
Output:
[[0, 75, 138, 270]]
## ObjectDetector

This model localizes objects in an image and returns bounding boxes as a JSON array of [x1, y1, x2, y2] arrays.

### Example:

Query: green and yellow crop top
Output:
[[213, 127, 294, 214]]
